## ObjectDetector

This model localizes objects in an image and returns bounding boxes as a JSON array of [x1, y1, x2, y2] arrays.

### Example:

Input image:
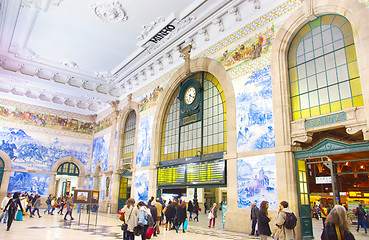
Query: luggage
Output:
[[15, 210, 23, 221], [145, 227, 155, 239]]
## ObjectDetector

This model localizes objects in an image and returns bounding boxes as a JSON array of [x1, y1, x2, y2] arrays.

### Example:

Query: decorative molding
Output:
[[228, 7, 241, 21], [138, 17, 166, 40], [199, 28, 209, 42], [166, 53, 173, 64], [212, 18, 224, 32], [92, 1, 128, 23], [292, 132, 313, 146]]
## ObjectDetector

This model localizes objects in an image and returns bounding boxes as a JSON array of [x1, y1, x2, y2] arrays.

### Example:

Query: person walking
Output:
[[250, 202, 259, 236], [30, 194, 42, 218], [276, 201, 296, 240], [50, 196, 57, 215], [193, 201, 199, 222], [25, 193, 34, 215], [0, 193, 12, 223], [154, 198, 162, 235], [204, 201, 208, 214], [57, 194, 65, 215], [44, 194, 52, 215], [175, 201, 187, 233], [3, 192, 24, 231], [208, 203, 218, 228], [355, 205, 367, 233], [149, 201, 158, 237], [137, 201, 151, 240], [258, 201, 272, 240], [64, 196, 74, 220], [321, 204, 329, 229], [187, 200, 194, 221], [164, 201, 176, 231], [321, 205, 355, 240], [121, 198, 139, 240]]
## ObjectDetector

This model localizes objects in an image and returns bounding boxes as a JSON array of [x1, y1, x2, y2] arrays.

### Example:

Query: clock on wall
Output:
[[179, 79, 202, 126]]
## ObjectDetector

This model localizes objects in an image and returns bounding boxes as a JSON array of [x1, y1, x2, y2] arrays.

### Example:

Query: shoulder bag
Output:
[[121, 208, 133, 232]]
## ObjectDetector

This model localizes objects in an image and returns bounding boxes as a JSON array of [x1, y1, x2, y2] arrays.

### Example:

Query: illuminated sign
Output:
[[158, 159, 226, 187], [315, 176, 332, 184]]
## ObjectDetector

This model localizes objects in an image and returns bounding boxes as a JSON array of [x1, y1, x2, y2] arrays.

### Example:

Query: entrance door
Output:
[[118, 177, 128, 211], [0, 157, 4, 187], [296, 159, 314, 239]]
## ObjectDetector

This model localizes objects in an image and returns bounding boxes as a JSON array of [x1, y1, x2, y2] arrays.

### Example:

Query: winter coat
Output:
[[321, 224, 355, 240], [149, 205, 158, 221], [66, 199, 74, 211], [258, 209, 272, 236], [4, 198, 23, 215], [251, 205, 259, 220], [187, 202, 194, 212], [176, 205, 187, 223], [154, 202, 162, 217], [193, 204, 199, 213], [165, 204, 176, 219], [122, 206, 139, 232], [276, 208, 295, 239]]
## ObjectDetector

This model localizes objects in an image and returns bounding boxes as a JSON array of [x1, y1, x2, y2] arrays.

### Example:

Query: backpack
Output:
[[284, 212, 297, 229], [9, 199, 18, 211], [146, 213, 155, 227]]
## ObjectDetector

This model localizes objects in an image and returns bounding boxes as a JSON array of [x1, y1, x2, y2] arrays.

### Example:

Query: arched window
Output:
[[57, 162, 79, 176], [122, 111, 136, 159], [161, 72, 227, 161], [288, 15, 362, 121]]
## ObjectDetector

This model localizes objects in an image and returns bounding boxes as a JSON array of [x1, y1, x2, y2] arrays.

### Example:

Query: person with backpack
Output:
[[3, 192, 23, 231], [0, 192, 12, 223], [276, 201, 297, 240], [25, 193, 34, 215], [355, 205, 367, 233], [137, 201, 152, 240], [30, 194, 42, 218], [44, 194, 52, 214]]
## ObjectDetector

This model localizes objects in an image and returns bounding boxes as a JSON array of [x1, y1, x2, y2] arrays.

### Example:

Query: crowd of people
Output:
[[0, 192, 75, 231], [119, 197, 207, 240]]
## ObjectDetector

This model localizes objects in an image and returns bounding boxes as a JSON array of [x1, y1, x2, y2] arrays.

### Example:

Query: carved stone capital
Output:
[[346, 123, 366, 135]]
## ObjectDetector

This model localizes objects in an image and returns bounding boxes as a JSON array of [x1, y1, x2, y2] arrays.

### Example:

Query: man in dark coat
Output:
[[165, 201, 176, 230], [149, 204, 158, 236], [175, 202, 187, 233], [250, 202, 259, 236]]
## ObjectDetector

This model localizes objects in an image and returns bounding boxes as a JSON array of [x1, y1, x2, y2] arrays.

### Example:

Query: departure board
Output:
[[157, 165, 186, 186], [157, 159, 225, 187]]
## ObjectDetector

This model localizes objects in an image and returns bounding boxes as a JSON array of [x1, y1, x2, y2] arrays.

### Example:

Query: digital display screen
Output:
[[158, 159, 225, 186]]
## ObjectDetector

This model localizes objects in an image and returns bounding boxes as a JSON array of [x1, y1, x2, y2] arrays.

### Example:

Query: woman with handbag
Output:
[[137, 201, 151, 240], [121, 198, 139, 240], [208, 203, 218, 228]]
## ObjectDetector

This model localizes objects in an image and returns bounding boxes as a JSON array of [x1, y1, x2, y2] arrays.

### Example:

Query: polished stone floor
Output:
[[0, 210, 367, 239]]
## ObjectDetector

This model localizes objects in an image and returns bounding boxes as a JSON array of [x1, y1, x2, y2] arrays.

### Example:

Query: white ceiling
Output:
[[0, 0, 279, 116]]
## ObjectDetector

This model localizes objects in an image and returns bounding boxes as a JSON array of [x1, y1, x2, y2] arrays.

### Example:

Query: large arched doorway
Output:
[[55, 162, 80, 197]]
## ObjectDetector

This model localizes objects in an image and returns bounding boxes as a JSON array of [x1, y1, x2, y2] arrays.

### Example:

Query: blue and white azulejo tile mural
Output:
[[233, 65, 275, 152], [0, 126, 90, 171], [7, 171, 50, 197], [90, 133, 111, 174], [134, 170, 149, 202], [136, 113, 154, 168], [237, 154, 278, 210]]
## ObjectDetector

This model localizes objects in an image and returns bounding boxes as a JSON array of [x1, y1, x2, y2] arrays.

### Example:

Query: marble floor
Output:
[[0, 210, 367, 240]]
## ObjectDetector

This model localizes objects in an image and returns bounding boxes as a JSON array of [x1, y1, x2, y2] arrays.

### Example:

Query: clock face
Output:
[[184, 86, 196, 105]]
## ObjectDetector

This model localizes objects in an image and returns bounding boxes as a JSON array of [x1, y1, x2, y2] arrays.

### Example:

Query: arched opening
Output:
[[55, 162, 80, 197], [157, 71, 227, 212]]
